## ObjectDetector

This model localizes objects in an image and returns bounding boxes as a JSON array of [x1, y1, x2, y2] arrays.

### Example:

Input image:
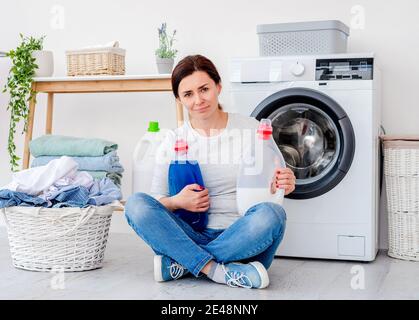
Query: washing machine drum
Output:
[[251, 88, 355, 199]]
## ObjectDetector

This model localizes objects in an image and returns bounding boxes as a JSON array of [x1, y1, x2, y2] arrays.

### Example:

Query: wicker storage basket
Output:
[[66, 43, 125, 76], [382, 135, 419, 261], [1, 205, 114, 271]]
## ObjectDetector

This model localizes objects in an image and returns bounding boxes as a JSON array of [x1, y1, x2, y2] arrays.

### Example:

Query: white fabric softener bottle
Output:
[[236, 118, 286, 215]]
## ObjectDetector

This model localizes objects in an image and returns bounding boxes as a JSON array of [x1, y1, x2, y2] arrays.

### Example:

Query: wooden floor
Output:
[[1, 229, 418, 300]]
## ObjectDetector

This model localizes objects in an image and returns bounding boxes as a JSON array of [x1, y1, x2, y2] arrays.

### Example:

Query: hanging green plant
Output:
[[3, 34, 45, 171]]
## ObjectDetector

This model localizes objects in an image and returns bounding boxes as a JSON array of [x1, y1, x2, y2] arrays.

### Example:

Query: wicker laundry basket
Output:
[[1, 204, 114, 271], [382, 135, 419, 261], [66, 42, 125, 76]]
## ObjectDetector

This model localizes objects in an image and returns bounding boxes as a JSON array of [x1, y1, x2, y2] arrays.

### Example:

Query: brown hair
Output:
[[171, 55, 222, 109]]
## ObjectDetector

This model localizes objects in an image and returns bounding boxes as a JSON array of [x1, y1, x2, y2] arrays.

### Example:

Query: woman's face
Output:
[[177, 70, 222, 120]]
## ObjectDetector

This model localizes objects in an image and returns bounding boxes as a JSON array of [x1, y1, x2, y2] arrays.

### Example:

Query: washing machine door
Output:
[[251, 87, 355, 199]]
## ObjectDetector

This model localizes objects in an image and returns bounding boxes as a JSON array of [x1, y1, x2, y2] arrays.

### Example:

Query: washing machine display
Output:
[[315, 58, 374, 80], [251, 88, 355, 200]]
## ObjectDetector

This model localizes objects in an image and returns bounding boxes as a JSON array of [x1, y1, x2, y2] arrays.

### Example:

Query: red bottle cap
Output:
[[257, 119, 273, 139], [174, 139, 188, 152]]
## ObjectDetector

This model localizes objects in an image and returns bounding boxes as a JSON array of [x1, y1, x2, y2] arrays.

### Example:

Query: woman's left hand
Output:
[[270, 167, 296, 196]]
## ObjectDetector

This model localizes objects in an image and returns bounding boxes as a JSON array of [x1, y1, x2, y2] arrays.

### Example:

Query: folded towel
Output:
[[84, 171, 122, 187], [31, 151, 124, 173], [30, 135, 118, 157]]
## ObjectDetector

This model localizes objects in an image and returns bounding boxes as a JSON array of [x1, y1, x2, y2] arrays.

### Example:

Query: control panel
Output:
[[315, 58, 374, 81]]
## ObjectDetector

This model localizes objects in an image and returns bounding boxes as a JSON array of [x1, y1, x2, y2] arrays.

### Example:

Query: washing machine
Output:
[[230, 53, 381, 261]]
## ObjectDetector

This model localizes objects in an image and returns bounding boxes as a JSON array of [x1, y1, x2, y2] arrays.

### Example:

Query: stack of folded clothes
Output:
[[0, 156, 122, 208], [29, 135, 124, 187]]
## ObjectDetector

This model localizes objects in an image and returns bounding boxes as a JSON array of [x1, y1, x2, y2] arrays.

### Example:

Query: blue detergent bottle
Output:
[[168, 137, 208, 231]]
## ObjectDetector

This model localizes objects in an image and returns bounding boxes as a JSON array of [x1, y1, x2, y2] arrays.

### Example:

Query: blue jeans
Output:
[[124, 192, 287, 277]]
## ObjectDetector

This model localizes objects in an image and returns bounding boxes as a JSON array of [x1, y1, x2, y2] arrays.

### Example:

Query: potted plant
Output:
[[155, 23, 178, 74], [2, 34, 49, 171]]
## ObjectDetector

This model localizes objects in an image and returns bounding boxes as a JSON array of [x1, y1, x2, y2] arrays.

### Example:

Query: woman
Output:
[[125, 55, 296, 289]]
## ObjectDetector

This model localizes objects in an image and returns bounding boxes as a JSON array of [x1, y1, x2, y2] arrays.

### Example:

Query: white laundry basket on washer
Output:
[[382, 135, 419, 261], [257, 20, 350, 56], [1, 204, 115, 271]]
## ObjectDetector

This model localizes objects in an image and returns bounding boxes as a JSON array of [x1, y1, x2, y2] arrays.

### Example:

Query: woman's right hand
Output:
[[171, 183, 210, 212]]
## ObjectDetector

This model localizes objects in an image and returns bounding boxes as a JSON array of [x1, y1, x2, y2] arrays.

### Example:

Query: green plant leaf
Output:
[[3, 34, 45, 171]]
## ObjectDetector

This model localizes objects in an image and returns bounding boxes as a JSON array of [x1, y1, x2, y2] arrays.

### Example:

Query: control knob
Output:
[[291, 62, 305, 76]]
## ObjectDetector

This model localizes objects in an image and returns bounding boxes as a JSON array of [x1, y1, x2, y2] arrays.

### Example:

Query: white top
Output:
[[150, 112, 260, 229]]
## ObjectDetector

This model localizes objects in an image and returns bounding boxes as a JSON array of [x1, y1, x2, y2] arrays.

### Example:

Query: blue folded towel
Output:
[[31, 151, 124, 174]]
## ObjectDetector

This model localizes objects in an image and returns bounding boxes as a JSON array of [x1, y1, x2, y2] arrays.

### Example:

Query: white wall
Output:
[[1, 0, 419, 247]]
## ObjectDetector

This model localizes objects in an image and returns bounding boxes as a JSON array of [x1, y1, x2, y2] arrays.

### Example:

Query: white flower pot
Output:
[[32, 50, 54, 77], [156, 57, 174, 74]]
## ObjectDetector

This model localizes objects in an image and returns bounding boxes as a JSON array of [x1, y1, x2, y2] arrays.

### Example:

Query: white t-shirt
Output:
[[150, 112, 260, 229]]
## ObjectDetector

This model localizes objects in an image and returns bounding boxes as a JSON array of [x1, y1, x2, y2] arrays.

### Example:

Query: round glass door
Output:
[[269, 103, 340, 185], [251, 88, 355, 199]]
